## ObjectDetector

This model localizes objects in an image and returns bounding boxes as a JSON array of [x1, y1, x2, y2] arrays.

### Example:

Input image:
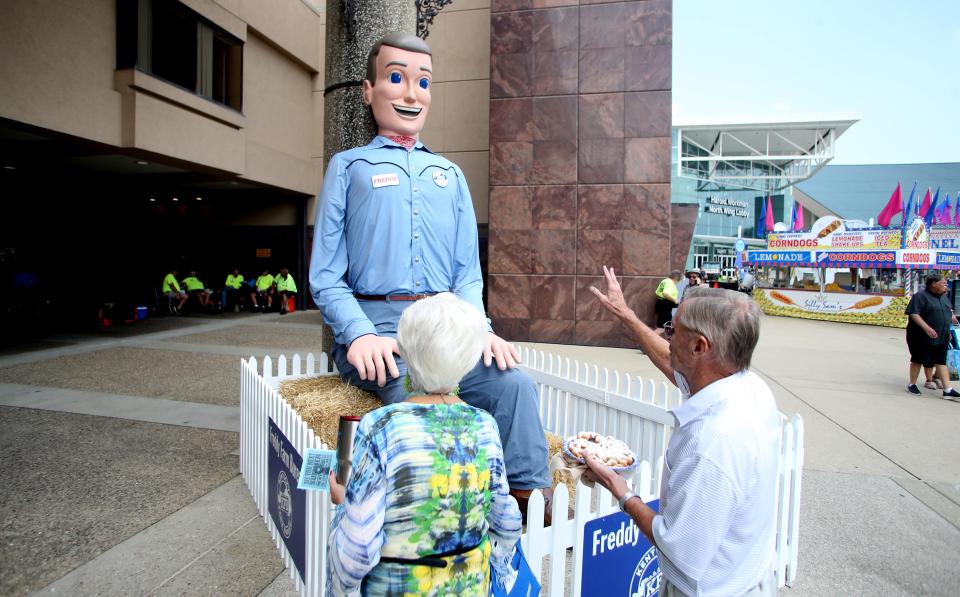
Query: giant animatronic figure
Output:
[[310, 33, 554, 522]]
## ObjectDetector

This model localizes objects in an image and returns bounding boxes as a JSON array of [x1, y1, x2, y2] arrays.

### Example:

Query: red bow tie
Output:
[[387, 135, 417, 150]]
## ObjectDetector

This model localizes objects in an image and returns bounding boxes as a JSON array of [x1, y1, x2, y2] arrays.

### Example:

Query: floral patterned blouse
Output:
[[327, 402, 522, 596]]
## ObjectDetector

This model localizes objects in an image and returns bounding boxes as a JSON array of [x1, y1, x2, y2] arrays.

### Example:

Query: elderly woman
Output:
[[326, 293, 522, 595]]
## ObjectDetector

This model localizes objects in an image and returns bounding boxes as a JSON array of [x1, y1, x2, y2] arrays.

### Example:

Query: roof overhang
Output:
[[676, 118, 858, 193]]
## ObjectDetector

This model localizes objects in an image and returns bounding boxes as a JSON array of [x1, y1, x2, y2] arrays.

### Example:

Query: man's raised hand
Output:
[[589, 265, 633, 321], [484, 332, 521, 370], [346, 334, 400, 387]]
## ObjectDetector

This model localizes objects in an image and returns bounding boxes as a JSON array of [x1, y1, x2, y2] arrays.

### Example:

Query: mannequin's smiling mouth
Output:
[[393, 105, 422, 118]]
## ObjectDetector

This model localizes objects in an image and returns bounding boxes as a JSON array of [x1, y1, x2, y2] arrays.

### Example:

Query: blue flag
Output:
[[903, 181, 917, 223]]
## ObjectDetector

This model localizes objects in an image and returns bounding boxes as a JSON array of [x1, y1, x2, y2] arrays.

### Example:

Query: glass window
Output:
[[116, 0, 243, 111]]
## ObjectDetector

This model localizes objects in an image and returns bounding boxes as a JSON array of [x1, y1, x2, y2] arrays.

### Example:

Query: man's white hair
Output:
[[397, 292, 486, 395]]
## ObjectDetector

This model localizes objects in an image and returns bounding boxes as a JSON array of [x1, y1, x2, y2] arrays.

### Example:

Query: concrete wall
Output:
[[0, 0, 323, 196], [418, 0, 492, 224]]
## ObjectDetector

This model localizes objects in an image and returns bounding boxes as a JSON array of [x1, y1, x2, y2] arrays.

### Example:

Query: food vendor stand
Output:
[[741, 216, 960, 328]]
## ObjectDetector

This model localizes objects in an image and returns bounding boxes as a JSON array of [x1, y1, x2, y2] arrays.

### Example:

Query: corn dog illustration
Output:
[[842, 296, 884, 311], [816, 219, 843, 239], [770, 290, 796, 306]]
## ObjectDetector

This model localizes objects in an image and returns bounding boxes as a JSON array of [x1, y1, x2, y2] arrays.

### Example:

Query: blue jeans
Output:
[[331, 341, 551, 490]]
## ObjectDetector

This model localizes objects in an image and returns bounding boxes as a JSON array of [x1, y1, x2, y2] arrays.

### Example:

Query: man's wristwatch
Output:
[[617, 491, 637, 513]]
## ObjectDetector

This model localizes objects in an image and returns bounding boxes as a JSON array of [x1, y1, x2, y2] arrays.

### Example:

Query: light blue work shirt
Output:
[[310, 136, 487, 346]]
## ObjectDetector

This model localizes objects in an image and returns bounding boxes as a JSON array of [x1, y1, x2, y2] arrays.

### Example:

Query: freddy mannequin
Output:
[[310, 32, 555, 523]]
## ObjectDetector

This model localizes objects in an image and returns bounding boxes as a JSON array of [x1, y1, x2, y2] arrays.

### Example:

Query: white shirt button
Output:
[[413, 233, 420, 239], [414, 256, 420, 263], [415, 280, 421, 286], [413, 209, 420, 215]]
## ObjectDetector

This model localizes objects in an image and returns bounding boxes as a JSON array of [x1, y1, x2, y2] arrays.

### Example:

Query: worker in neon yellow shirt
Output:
[[181, 270, 212, 309], [275, 266, 297, 314], [654, 269, 681, 328], [162, 269, 188, 315], [222, 268, 244, 312], [254, 269, 275, 312]]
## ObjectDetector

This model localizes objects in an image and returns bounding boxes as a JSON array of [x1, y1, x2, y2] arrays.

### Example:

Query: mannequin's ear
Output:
[[362, 80, 373, 106]]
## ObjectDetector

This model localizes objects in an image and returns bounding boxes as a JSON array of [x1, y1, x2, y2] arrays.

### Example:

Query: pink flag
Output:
[[793, 202, 805, 231], [765, 196, 775, 231], [919, 187, 933, 218], [876, 182, 903, 227]]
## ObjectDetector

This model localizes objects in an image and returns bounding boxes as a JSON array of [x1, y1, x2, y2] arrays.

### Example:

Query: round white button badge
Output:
[[432, 170, 448, 188]]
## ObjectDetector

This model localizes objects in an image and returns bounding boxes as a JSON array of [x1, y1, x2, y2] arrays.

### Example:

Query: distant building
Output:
[[671, 119, 857, 274]]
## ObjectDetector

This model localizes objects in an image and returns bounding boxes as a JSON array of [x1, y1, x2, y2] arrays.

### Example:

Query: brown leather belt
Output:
[[354, 292, 440, 301]]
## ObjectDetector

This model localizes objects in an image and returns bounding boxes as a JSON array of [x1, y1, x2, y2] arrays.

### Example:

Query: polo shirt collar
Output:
[[671, 371, 744, 428], [372, 135, 434, 153]]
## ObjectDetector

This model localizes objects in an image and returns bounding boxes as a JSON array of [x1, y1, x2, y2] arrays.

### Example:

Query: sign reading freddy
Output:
[[268, 417, 306, 582], [582, 501, 661, 597]]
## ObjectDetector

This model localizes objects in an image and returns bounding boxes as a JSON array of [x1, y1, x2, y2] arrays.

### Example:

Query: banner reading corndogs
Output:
[[766, 216, 903, 250]]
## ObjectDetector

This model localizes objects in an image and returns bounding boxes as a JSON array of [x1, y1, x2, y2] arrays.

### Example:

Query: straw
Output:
[[279, 376, 577, 498]]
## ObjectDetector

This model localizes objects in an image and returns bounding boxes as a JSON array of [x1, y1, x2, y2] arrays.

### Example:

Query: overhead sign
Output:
[[767, 216, 903, 250], [704, 196, 749, 218], [815, 250, 896, 265], [268, 418, 306, 582], [746, 251, 814, 264], [937, 252, 960, 267], [929, 227, 960, 249], [897, 250, 934, 266], [581, 501, 660, 597]]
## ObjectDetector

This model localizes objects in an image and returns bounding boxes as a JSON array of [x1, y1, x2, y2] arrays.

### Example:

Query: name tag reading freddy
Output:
[[297, 448, 337, 491], [372, 173, 400, 188]]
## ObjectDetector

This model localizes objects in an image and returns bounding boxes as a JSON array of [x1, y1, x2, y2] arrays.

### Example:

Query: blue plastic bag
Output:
[[490, 540, 541, 597]]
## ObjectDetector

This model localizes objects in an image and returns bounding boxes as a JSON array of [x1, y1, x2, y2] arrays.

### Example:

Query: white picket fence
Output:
[[239, 351, 804, 596]]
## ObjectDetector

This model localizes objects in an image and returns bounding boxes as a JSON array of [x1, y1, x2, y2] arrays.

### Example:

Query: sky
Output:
[[672, 0, 960, 165]]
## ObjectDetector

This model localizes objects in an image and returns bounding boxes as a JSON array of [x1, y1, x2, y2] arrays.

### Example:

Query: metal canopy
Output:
[[676, 119, 857, 193]]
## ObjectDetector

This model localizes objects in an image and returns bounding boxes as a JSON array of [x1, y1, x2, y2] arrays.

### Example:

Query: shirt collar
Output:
[[670, 371, 744, 428], [371, 135, 433, 153]]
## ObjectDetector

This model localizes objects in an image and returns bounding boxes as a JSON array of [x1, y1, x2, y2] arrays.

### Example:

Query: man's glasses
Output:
[[662, 320, 676, 339], [663, 319, 708, 343]]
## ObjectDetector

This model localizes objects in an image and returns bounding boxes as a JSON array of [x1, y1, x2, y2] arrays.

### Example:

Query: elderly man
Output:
[[310, 32, 553, 522], [905, 274, 960, 399], [587, 265, 781, 597]]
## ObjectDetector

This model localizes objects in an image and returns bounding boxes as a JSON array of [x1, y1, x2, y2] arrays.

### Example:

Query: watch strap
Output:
[[617, 491, 636, 513]]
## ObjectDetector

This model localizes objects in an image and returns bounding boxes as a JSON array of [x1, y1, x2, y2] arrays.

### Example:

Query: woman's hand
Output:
[[329, 471, 346, 505]]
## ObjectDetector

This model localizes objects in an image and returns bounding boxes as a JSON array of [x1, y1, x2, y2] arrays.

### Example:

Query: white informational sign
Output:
[[759, 288, 894, 314]]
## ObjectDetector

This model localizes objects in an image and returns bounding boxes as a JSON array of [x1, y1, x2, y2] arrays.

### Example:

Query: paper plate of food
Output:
[[563, 431, 638, 472]]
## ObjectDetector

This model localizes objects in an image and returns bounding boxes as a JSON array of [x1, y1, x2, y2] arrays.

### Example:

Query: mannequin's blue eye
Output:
[[390, 72, 401, 84], [419, 78, 429, 90]]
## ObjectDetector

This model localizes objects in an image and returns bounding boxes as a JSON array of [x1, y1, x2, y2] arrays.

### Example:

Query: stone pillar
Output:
[[322, 0, 417, 167], [319, 0, 417, 354], [486, 0, 674, 347]]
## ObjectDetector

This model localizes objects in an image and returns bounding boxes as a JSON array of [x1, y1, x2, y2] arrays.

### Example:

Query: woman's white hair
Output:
[[397, 292, 487, 395]]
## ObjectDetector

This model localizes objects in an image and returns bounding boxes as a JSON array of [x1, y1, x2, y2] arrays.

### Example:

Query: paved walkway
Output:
[[0, 311, 958, 596]]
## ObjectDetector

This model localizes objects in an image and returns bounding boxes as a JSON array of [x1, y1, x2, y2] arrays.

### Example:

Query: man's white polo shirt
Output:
[[653, 371, 781, 597]]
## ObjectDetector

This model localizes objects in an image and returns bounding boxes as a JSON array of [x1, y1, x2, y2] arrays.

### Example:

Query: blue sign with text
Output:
[[268, 417, 306, 582], [746, 251, 811, 263], [937, 252, 960, 266], [582, 500, 661, 597]]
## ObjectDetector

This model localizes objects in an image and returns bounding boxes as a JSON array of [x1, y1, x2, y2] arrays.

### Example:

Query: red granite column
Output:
[[489, 0, 672, 347]]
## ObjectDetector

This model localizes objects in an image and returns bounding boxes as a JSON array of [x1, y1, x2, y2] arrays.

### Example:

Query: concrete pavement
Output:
[[0, 309, 958, 595]]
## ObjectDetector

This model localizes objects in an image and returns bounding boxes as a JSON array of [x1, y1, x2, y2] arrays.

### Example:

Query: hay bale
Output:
[[280, 376, 577, 499], [279, 376, 382, 448], [546, 431, 578, 500]]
